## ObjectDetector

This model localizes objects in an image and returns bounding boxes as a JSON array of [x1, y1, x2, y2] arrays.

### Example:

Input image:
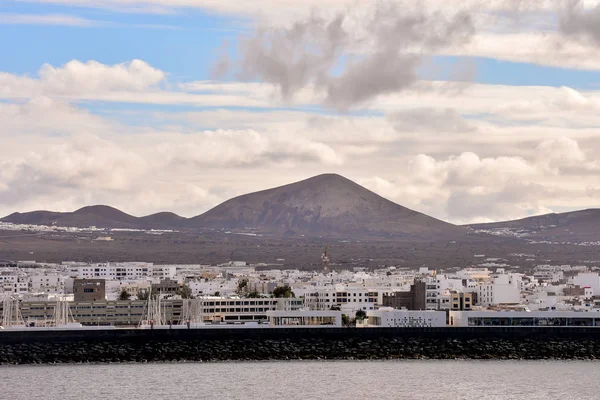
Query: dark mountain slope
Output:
[[186, 173, 463, 238], [468, 209, 600, 241]]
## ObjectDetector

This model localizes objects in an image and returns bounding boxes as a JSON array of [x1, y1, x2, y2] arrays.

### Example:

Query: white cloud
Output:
[[0, 134, 148, 214], [359, 136, 600, 223], [0, 96, 114, 137], [38, 59, 166, 94], [444, 32, 600, 71], [0, 59, 165, 99], [21, 1, 600, 72], [0, 61, 275, 108], [0, 13, 96, 26], [1, 54, 599, 222], [154, 129, 343, 168]]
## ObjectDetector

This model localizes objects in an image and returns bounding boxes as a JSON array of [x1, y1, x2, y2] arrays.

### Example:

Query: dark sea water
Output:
[[1, 361, 598, 399]]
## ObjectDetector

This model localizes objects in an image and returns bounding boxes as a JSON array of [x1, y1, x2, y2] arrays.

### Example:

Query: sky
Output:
[[2, 0, 600, 224]]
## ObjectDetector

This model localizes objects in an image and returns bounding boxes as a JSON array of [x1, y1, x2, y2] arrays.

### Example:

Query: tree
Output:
[[213, 291, 221, 297], [272, 285, 295, 298], [355, 309, 367, 321], [342, 314, 350, 326], [119, 289, 131, 301], [236, 278, 249, 295], [247, 289, 262, 298], [137, 289, 150, 301], [177, 284, 193, 299]]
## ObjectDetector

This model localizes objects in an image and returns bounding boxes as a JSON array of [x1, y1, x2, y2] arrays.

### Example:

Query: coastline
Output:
[[2, 327, 600, 364]]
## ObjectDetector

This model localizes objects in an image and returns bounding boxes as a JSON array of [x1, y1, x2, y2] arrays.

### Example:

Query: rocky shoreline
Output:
[[2, 336, 600, 364]]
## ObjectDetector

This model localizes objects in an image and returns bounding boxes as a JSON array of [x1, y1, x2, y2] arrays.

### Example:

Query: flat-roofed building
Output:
[[382, 281, 426, 310], [450, 292, 473, 311], [2, 297, 304, 326], [73, 279, 105, 301], [151, 278, 179, 295], [362, 308, 446, 328], [449, 310, 600, 327], [266, 310, 342, 327]]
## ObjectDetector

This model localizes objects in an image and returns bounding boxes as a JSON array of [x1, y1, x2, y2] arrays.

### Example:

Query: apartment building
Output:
[[382, 281, 426, 310], [69, 262, 154, 280], [450, 292, 473, 311], [303, 288, 378, 310]]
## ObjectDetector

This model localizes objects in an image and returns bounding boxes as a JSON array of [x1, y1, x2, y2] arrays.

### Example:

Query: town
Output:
[[3, 249, 600, 330]]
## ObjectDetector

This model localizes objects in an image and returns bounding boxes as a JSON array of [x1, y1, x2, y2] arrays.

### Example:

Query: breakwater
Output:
[[1, 327, 600, 364]]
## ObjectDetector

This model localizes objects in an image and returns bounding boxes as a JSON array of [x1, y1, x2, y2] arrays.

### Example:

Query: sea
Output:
[[1, 360, 598, 399]]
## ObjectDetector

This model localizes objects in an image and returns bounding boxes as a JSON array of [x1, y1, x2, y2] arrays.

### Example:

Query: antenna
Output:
[[322, 245, 329, 272]]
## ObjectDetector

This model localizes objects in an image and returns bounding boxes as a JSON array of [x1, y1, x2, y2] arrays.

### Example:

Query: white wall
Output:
[[477, 284, 520, 306], [573, 273, 600, 296], [366, 309, 446, 327]]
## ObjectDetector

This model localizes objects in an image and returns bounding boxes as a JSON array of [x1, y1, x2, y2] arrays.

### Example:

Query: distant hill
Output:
[[1, 205, 185, 230], [467, 209, 600, 242], [139, 212, 186, 228], [185, 173, 463, 238], [1, 174, 464, 238], [8, 174, 598, 242]]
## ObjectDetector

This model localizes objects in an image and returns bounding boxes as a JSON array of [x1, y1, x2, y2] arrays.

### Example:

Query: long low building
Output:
[[2, 297, 304, 326], [449, 310, 600, 327], [362, 309, 447, 328], [266, 310, 342, 327]]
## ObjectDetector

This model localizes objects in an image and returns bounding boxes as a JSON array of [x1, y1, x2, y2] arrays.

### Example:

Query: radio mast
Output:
[[322, 245, 329, 272]]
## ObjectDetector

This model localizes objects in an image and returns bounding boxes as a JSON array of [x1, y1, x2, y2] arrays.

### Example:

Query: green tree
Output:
[[342, 314, 350, 326], [272, 285, 295, 298], [118, 289, 131, 301], [213, 291, 221, 297], [247, 289, 262, 298], [177, 284, 193, 299], [236, 278, 249, 295], [355, 309, 367, 321], [137, 289, 150, 301]]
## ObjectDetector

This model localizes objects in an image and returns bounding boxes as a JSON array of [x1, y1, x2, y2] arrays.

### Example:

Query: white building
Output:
[[363, 308, 446, 327], [152, 265, 177, 280], [69, 262, 154, 280], [572, 273, 600, 296], [188, 280, 235, 297], [303, 286, 379, 310], [266, 310, 342, 327], [1, 276, 29, 294], [450, 310, 600, 327], [29, 273, 63, 293], [477, 283, 520, 306]]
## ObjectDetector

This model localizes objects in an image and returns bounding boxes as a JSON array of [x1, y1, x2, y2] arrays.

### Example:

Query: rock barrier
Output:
[[1, 327, 599, 364]]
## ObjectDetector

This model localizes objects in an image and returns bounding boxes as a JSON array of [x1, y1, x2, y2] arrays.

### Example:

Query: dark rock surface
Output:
[[1, 327, 600, 364]]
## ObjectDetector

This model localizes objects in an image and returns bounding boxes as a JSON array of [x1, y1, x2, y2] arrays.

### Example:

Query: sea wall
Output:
[[1, 327, 600, 364]]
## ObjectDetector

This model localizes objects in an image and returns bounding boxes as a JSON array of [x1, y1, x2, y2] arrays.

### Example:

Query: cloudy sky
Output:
[[2, 0, 600, 224]]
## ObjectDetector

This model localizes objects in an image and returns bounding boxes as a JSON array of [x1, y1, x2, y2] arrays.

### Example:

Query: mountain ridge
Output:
[[1, 205, 185, 230], [467, 208, 600, 241], [2, 174, 599, 240]]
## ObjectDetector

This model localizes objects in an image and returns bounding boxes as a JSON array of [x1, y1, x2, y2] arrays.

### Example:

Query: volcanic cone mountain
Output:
[[185, 174, 463, 238]]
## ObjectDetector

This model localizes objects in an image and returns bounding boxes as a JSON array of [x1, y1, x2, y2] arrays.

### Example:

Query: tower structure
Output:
[[322, 245, 329, 272]]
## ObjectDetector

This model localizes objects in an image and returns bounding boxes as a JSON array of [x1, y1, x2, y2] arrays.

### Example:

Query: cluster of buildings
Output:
[[2, 257, 600, 329]]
